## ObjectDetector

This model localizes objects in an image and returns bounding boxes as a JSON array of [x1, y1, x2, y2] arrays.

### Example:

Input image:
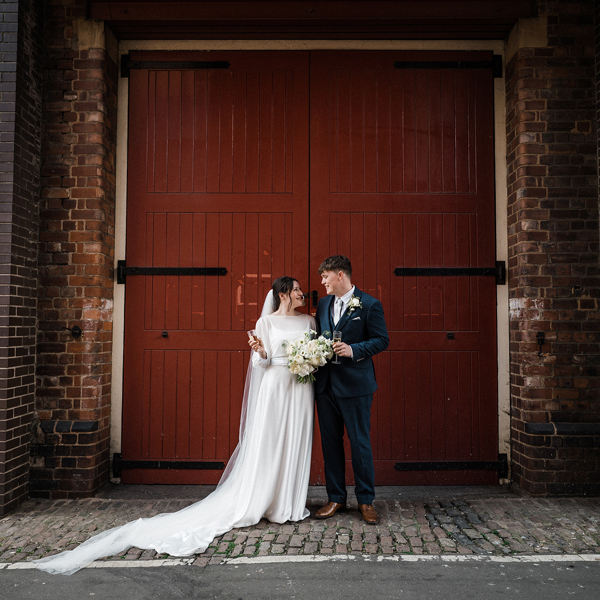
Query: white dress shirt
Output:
[[332, 286, 355, 358]]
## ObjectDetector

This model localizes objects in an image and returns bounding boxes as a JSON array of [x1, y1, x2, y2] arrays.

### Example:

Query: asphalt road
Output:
[[1, 557, 599, 600]]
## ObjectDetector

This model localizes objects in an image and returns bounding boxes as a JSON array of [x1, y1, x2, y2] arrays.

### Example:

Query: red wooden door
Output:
[[122, 50, 499, 486], [310, 51, 499, 484], [122, 51, 309, 483]]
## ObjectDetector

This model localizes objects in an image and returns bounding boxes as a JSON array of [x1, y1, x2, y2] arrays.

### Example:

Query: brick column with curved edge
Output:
[[506, 0, 600, 495], [30, 2, 118, 499]]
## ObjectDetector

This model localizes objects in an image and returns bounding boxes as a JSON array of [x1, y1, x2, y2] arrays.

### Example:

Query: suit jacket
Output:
[[314, 287, 389, 397]]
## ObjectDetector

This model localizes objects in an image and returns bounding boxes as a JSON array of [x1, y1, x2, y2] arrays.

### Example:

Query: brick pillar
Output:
[[0, 0, 43, 515], [506, 0, 600, 495], [31, 2, 118, 498]]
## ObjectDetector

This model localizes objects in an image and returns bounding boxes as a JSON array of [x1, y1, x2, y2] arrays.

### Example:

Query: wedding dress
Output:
[[34, 294, 316, 575]]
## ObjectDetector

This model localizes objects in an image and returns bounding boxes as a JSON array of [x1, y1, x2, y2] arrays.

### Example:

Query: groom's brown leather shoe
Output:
[[358, 504, 378, 524], [315, 502, 346, 519]]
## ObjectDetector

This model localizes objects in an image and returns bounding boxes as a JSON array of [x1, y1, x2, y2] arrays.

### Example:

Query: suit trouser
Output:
[[315, 385, 375, 505]]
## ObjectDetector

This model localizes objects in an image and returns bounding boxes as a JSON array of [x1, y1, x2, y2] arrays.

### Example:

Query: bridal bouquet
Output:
[[283, 330, 334, 384]]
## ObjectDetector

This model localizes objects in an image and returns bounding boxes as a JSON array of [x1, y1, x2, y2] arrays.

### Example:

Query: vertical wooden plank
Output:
[[443, 214, 457, 332], [162, 351, 178, 458], [418, 351, 432, 459], [470, 352, 481, 459], [191, 213, 206, 331], [179, 213, 193, 330], [403, 71, 416, 193], [457, 351, 473, 459], [417, 214, 431, 331], [206, 70, 221, 193], [259, 71, 273, 193], [376, 70, 390, 193], [390, 352, 405, 459], [285, 70, 294, 194], [216, 352, 231, 459], [329, 70, 338, 193], [165, 213, 180, 331], [350, 213, 364, 288], [144, 213, 154, 330], [456, 213, 471, 331], [271, 213, 285, 282], [218, 213, 233, 330], [154, 71, 169, 193], [258, 213, 273, 292], [328, 213, 338, 256], [337, 212, 351, 265], [180, 71, 195, 193], [430, 351, 446, 458], [404, 351, 419, 460], [350, 69, 364, 193], [364, 70, 377, 193], [232, 71, 247, 193], [363, 213, 377, 297], [205, 213, 220, 328], [244, 212, 259, 329], [428, 71, 443, 194], [232, 213, 246, 330], [376, 351, 391, 459], [189, 351, 204, 458], [152, 213, 167, 331], [272, 70, 286, 193], [176, 350, 191, 458], [147, 71, 156, 192], [430, 213, 444, 331], [444, 351, 459, 459], [203, 351, 218, 458], [441, 71, 456, 193], [415, 71, 429, 194], [390, 214, 403, 332], [390, 70, 403, 193], [229, 351, 246, 453], [246, 70, 259, 193], [403, 213, 417, 331], [141, 351, 152, 458], [455, 71, 469, 194], [219, 70, 234, 194], [193, 71, 207, 193], [377, 213, 391, 328], [167, 70, 182, 193], [337, 70, 351, 193], [149, 350, 165, 458]]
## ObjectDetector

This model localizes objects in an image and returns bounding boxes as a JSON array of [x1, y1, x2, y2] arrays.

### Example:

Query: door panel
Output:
[[122, 52, 309, 483], [122, 50, 499, 485], [310, 51, 498, 484]]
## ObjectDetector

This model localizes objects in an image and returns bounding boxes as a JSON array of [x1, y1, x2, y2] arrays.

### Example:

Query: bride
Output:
[[34, 276, 316, 575]]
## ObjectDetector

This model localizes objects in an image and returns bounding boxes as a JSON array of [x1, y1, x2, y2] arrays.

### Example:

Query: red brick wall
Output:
[[0, 0, 43, 516], [506, 0, 600, 495], [31, 0, 118, 498]]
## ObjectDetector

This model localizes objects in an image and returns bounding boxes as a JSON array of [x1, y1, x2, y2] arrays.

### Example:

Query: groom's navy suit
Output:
[[315, 287, 389, 505]]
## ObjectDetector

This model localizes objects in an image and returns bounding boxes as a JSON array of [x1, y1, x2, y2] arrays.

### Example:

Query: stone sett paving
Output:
[[1, 490, 599, 567]]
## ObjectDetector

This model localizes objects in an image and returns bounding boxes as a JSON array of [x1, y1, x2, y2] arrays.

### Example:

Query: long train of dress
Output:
[[33, 313, 315, 575]]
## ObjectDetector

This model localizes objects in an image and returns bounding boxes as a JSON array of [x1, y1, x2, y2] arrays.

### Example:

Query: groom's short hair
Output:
[[319, 255, 352, 277]]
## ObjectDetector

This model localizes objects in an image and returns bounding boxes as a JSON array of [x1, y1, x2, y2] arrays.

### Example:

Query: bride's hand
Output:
[[248, 337, 267, 359]]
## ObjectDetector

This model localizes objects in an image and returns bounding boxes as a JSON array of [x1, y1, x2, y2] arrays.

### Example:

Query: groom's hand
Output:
[[332, 342, 352, 358]]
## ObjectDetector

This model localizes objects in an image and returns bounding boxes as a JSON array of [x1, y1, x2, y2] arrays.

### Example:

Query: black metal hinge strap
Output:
[[112, 454, 225, 478], [394, 55, 502, 78], [395, 454, 508, 478], [121, 54, 230, 78], [394, 261, 506, 285], [117, 260, 227, 284]]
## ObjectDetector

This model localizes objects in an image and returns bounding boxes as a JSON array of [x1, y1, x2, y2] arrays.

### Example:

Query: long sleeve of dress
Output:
[[251, 317, 271, 368]]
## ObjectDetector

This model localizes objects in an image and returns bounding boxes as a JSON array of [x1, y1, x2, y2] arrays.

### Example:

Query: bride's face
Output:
[[281, 281, 305, 309]]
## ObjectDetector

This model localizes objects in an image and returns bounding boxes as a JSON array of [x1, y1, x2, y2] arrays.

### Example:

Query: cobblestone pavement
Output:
[[1, 486, 599, 567]]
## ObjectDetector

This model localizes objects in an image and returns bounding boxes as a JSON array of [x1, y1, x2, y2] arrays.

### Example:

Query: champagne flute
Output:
[[332, 330, 342, 364], [247, 329, 258, 342]]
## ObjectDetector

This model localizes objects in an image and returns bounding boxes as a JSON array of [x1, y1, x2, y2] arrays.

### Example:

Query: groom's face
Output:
[[321, 270, 344, 297]]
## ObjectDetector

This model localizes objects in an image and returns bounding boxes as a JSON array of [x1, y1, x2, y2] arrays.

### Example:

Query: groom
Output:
[[314, 255, 389, 524]]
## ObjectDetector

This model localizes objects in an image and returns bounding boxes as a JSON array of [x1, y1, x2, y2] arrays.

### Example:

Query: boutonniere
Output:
[[346, 295, 362, 314]]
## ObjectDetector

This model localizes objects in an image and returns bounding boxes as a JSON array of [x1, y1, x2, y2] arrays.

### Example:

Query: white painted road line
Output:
[[2, 554, 599, 570]]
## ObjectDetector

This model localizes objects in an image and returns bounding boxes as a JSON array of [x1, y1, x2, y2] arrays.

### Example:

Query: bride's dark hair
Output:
[[272, 276, 297, 312]]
